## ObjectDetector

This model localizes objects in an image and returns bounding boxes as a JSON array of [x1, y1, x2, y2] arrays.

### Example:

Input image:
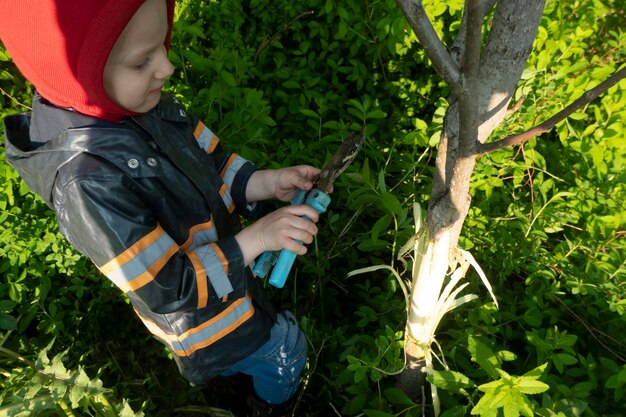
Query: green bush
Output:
[[1, 0, 624, 415]]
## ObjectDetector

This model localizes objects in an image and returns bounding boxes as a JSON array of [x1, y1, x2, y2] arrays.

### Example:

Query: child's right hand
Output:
[[235, 204, 320, 266]]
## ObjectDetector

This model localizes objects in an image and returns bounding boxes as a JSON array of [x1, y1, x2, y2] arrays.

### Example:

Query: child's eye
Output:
[[133, 58, 151, 70]]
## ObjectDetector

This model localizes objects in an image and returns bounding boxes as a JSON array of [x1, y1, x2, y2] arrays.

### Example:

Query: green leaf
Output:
[[0, 312, 17, 330], [378, 192, 403, 216], [300, 109, 319, 118], [220, 72, 237, 88], [281, 80, 300, 89], [179, 23, 207, 39], [371, 214, 391, 241], [364, 410, 395, 417], [366, 109, 387, 119], [0, 299, 16, 312], [468, 336, 501, 379], [383, 387, 414, 405], [441, 406, 468, 417], [523, 363, 548, 379], [427, 370, 475, 391], [517, 377, 550, 395]]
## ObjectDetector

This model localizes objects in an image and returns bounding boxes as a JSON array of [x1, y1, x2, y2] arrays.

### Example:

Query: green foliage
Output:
[[471, 365, 550, 417], [0, 341, 143, 417], [1, 0, 625, 416]]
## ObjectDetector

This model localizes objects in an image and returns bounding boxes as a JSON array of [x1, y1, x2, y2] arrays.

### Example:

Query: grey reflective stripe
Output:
[[138, 295, 254, 356], [106, 231, 177, 291], [172, 295, 253, 354], [196, 244, 233, 298], [222, 155, 247, 189], [197, 126, 217, 153], [220, 188, 234, 211], [187, 227, 219, 251]]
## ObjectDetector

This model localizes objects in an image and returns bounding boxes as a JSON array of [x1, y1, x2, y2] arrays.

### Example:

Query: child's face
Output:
[[103, 0, 174, 114]]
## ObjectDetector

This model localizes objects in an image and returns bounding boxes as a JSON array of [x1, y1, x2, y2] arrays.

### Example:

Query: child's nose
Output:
[[155, 47, 174, 79], [157, 59, 174, 79]]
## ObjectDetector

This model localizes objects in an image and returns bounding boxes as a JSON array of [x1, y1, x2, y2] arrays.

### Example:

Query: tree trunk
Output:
[[396, 337, 428, 405], [395, 0, 547, 403]]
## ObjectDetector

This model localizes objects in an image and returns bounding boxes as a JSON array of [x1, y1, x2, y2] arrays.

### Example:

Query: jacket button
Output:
[[179, 109, 186, 117], [147, 157, 158, 167], [127, 158, 139, 169]]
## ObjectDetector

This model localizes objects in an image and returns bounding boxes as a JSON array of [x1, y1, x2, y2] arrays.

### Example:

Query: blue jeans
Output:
[[221, 310, 307, 404]]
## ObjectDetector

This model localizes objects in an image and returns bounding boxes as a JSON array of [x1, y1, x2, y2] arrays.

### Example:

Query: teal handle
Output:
[[251, 190, 308, 279], [252, 250, 278, 278], [268, 189, 331, 288]]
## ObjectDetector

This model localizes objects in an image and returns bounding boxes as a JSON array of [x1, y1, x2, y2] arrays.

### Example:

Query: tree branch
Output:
[[457, 0, 484, 156], [395, 0, 461, 90], [449, 0, 496, 65], [477, 64, 626, 154]]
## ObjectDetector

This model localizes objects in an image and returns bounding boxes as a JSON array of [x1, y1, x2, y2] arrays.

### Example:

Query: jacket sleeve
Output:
[[191, 118, 259, 219], [53, 157, 247, 314]]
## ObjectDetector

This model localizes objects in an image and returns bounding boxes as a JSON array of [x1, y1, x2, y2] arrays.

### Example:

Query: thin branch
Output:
[[477, 64, 626, 154], [550, 295, 626, 363], [0, 346, 35, 366], [253, 11, 315, 64], [506, 95, 527, 115], [394, 0, 461, 90], [450, 0, 496, 65], [0, 86, 32, 110], [462, 0, 483, 82]]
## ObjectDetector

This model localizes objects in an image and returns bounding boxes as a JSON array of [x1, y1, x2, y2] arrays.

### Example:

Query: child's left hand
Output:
[[247, 165, 321, 202], [272, 165, 320, 202]]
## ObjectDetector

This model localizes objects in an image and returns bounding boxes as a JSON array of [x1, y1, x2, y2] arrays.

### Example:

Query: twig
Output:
[[0, 346, 35, 366], [364, 0, 388, 81], [253, 11, 315, 63], [0, 86, 32, 110], [550, 295, 626, 363], [506, 95, 526, 115], [172, 406, 235, 416], [520, 145, 535, 214], [394, 0, 461, 90], [329, 402, 342, 416], [477, 64, 626, 154]]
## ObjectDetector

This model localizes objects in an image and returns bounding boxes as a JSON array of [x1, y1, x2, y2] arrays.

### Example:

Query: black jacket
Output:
[[4, 93, 275, 384]]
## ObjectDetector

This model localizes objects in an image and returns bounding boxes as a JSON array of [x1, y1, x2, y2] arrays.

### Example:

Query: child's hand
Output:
[[235, 204, 320, 265], [246, 165, 320, 202], [272, 165, 320, 202]]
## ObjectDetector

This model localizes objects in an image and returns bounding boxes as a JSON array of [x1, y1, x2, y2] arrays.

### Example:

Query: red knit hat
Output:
[[0, 0, 175, 122]]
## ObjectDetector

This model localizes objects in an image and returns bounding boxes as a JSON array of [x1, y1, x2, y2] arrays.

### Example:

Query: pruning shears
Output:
[[252, 128, 366, 288]]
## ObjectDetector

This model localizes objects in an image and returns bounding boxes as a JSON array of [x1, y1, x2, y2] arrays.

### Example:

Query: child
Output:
[[1, 0, 319, 415]]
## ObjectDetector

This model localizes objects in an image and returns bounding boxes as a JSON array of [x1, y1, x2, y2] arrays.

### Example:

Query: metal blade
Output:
[[316, 127, 365, 193]]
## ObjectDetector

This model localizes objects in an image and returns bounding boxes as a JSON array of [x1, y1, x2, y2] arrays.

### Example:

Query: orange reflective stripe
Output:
[[207, 134, 219, 153], [181, 218, 216, 251], [184, 304, 254, 355], [217, 183, 236, 213], [210, 243, 229, 274], [119, 243, 179, 293], [136, 295, 255, 357], [220, 154, 238, 177], [188, 251, 208, 309], [194, 121, 220, 154], [98, 226, 179, 293], [193, 120, 205, 139], [99, 226, 164, 276], [135, 310, 178, 342]]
